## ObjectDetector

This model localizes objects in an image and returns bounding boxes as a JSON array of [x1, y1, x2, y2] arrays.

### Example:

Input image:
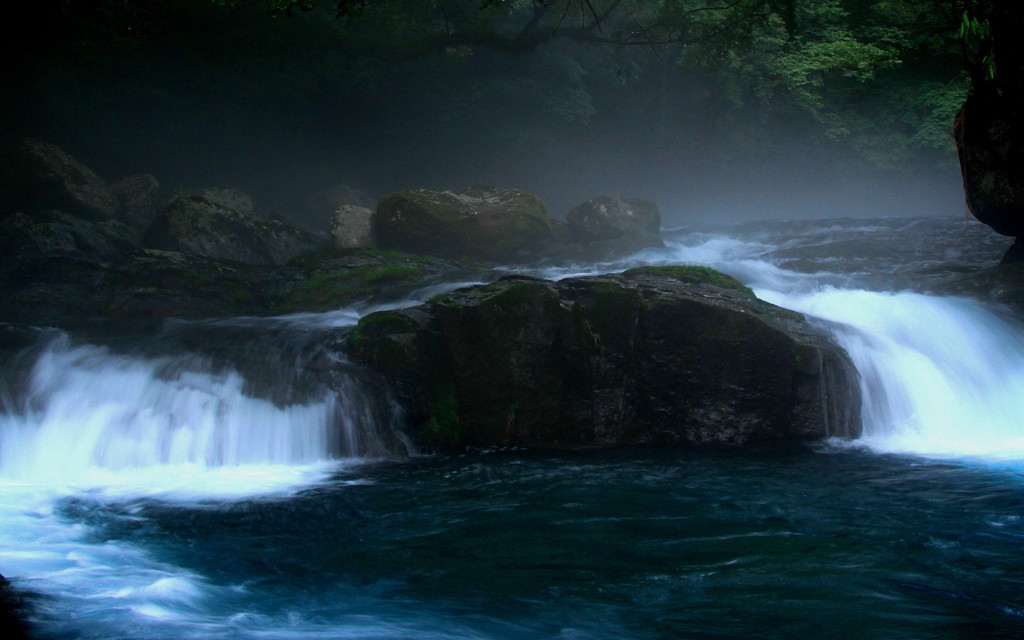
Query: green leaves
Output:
[[957, 9, 996, 80]]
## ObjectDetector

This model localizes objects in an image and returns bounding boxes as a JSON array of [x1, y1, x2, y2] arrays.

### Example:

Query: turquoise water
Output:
[[3, 216, 1024, 639], [31, 446, 1024, 639]]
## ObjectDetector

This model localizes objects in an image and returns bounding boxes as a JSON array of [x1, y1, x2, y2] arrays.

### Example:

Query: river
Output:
[[2, 215, 1023, 639]]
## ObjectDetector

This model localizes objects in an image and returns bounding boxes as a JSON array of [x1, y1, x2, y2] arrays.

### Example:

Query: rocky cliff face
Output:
[[955, 3, 1024, 260], [349, 267, 861, 452]]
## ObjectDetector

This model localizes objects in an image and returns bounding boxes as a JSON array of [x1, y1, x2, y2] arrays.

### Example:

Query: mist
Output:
[[1, 2, 967, 229]]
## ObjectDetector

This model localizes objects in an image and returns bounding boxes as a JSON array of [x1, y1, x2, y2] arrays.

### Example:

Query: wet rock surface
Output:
[[349, 267, 860, 452]]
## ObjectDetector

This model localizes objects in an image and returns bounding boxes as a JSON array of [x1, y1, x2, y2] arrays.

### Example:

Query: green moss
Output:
[[360, 248, 417, 260], [588, 281, 626, 294], [420, 381, 462, 448], [282, 263, 425, 311], [481, 282, 557, 311], [351, 311, 420, 349], [624, 265, 755, 297]]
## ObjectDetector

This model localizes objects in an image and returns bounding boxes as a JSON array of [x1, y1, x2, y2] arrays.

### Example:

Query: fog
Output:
[[2, 3, 966, 229]]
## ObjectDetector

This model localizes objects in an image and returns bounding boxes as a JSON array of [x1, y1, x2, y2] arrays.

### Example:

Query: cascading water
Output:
[[0, 315, 411, 637], [634, 219, 1024, 463], [760, 289, 1024, 459], [2, 335, 331, 476], [3, 215, 1024, 639]]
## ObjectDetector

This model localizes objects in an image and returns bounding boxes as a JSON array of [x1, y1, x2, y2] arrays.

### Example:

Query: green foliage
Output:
[[15, 0, 976, 200], [956, 4, 996, 80]]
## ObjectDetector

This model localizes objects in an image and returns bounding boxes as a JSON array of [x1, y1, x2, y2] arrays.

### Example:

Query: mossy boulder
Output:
[[144, 194, 327, 265], [348, 268, 861, 452], [374, 185, 550, 262], [279, 248, 475, 312]]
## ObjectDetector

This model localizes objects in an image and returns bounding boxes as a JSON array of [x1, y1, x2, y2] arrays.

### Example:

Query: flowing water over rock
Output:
[[3, 215, 1024, 639]]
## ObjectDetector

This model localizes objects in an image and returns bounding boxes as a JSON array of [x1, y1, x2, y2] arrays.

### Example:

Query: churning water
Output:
[[3, 215, 1024, 639]]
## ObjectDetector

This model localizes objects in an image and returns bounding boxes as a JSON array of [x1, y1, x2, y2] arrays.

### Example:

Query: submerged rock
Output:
[[374, 185, 550, 262], [144, 194, 327, 265], [349, 266, 861, 452]]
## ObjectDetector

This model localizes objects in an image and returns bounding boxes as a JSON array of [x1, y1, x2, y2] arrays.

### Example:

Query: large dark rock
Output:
[[144, 194, 328, 265], [0, 210, 140, 290], [0, 247, 307, 325], [374, 185, 550, 262], [939, 261, 1024, 316], [955, 3, 1024, 239], [349, 266, 860, 452], [0, 574, 32, 640], [0, 139, 118, 221], [111, 173, 162, 229]]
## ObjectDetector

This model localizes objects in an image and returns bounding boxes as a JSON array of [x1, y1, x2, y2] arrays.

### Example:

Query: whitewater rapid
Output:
[[1, 215, 1022, 637]]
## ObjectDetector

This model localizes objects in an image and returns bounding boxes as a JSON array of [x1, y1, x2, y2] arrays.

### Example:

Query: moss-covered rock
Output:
[[348, 269, 861, 452], [374, 185, 550, 262], [278, 248, 474, 312], [623, 265, 755, 297]]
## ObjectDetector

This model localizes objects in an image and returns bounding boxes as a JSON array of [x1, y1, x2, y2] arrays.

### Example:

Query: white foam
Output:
[[762, 288, 1024, 460]]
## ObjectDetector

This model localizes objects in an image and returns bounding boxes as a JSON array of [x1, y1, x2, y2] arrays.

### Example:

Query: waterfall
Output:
[[760, 288, 1024, 459], [0, 326, 407, 484], [1, 217, 1023, 640]]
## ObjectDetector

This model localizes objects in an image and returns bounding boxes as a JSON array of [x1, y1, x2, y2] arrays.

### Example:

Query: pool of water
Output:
[[20, 445, 1024, 640]]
